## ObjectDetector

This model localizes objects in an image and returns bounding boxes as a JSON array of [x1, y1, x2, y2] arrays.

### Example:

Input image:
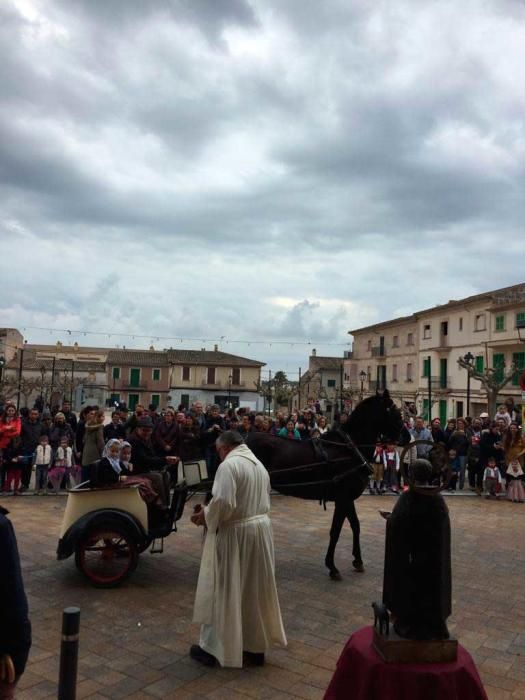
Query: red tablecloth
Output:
[[324, 626, 488, 700]]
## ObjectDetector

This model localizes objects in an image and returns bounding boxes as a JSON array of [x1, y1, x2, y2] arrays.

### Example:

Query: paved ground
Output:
[[2, 491, 524, 700]]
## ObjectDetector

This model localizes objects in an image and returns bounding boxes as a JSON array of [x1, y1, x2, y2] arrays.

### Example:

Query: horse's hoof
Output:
[[353, 560, 365, 573], [329, 569, 342, 581]]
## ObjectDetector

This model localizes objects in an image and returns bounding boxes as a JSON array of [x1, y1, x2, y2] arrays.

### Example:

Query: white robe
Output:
[[193, 443, 287, 667]]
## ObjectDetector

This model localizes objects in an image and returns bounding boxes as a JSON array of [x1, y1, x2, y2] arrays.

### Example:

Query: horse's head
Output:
[[345, 390, 403, 446]]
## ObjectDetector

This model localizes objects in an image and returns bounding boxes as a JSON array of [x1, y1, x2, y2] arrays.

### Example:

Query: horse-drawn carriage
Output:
[[57, 393, 446, 587], [56, 460, 210, 587]]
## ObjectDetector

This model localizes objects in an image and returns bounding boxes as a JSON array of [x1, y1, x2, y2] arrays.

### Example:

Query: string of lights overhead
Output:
[[19, 325, 351, 348]]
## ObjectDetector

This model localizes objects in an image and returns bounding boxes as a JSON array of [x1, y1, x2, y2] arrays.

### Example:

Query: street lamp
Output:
[[359, 370, 367, 399], [463, 351, 475, 417]]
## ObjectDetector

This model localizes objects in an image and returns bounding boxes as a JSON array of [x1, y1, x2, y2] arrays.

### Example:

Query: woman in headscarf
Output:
[[91, 439, 165, 508]]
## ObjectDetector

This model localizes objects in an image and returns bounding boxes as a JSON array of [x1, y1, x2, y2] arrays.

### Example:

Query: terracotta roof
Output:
[[107, 350, 169, 366], [167, 349, 265, 368], [25, 343, 110, 354], [6, 358, 106, 372], [309, 356, 344, 370]]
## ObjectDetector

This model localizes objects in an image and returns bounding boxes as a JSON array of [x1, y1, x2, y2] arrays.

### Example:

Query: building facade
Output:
[[345, 283, 525, 421]]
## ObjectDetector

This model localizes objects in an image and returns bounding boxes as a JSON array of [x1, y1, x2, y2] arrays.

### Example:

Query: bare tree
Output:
[[457, 356, 517, 417]]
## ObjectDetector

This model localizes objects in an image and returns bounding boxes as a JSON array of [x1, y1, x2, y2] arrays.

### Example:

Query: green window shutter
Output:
[[493, 353, 505, 383], [153, 369, 160, 381], [151, 394, 160, 407], [423, 358, 430, 378], [475, 356, 484, 373], [130, 368, 140, 387], [512, 352, 525, 386], [112, 367, 120, 379], [495, 315, 505, 331], [439, 400, 447, 425], [422, 399, 429, 422], [516, 311, 525, 325]]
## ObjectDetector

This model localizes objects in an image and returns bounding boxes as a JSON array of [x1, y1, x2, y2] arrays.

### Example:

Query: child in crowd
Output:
[[483, 457, 502, 499], [447, 448, 461, 492], [48, 437, 70, 494], [2, 442, 23, 494], [382, 441, 400, 492], [34, 434, 53, 494], [506, 459, 525, 503], [54, 436, 73, 490], [278, 421, 300, 440], [370, 443, 385, 495]]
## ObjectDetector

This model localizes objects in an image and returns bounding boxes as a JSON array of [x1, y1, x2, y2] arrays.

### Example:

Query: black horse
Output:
[[246, 391, 404, 580]]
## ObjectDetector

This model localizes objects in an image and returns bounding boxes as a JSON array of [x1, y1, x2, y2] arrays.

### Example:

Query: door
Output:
[[439, 400, 447, 425], [439, 358, 447, 388], [456, 401, 464, 418], [128, 393, 139, 411], [130, 368, 140, 387]]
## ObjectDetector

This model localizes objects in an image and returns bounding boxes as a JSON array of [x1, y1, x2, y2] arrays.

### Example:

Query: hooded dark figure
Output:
[[382, 459, 451, 640]]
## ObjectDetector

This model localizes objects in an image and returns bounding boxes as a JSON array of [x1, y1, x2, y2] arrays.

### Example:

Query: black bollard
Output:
[[58, 607, 80, 700]]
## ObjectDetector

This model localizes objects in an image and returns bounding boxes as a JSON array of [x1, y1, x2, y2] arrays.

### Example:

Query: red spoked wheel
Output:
[[75, 524, 138, 587]]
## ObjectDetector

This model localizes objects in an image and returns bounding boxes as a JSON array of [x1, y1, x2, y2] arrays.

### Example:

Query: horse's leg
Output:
[[325, 500, 345, 581], [346, 500, 364, 572]]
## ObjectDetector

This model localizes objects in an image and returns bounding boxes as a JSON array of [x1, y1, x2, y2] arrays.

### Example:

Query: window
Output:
[[495, 315, 505, 332], [231, 367, 241, 384], [459, 317, 463, 331], [475, 355, 484, 373], [182, 366, 190, 381], [440, 321, 448, 336], [180, 393, 189, 409], [109, 393, 120, 405], [407, 332, 414, 346], [423, 324, 431, 339], [392, 364, 398, 382], [407, 363, 413, 381], [327, 379, 336, 388], [128, 393, 139, 411], [423, 358, 430, 378], [475, 314, 486, 331], [512, 352, 525, 386], [150, 394, 160, 407], [152, 368, 161, 381], [367, 339, 372, 351], [129, 368, 140, 387], [112, 367, 120, 380], [207, 367, 216, 384], [392, 335, 399, 348], [516, 311, 525, 325], [493, 353, 505, 382]]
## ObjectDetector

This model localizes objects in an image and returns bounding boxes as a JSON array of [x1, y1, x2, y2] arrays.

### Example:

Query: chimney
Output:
[[312, 348, 317, 357], [149, 345, 155, 351], [214, 344, 218, 352]]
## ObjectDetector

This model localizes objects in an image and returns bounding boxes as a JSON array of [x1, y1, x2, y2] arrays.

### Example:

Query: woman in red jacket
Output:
[[0, 403, 22, 492]]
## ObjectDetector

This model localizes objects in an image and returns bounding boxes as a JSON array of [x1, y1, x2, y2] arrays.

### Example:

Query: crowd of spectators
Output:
[[0, 397, 523, 501], [0, 398, 343, 494]]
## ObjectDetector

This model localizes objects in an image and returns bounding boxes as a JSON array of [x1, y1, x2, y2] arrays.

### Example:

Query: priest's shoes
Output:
[[244, 651, 265, 666], [190, 644, 217, 666]]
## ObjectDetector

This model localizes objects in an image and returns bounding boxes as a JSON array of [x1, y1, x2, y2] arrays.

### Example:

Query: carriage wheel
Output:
[[75, 524, 139, 588], [399, 440, 451, 491]]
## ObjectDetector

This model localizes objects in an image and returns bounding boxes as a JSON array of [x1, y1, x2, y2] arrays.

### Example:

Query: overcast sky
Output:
[[1, 0, 524, 379]]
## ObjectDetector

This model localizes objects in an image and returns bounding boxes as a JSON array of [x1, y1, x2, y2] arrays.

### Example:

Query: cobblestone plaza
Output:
[[5, 494, 525, 700]]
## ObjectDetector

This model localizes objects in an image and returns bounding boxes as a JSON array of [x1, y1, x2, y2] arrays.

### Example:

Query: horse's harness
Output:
[[270, 429, 373, 507]]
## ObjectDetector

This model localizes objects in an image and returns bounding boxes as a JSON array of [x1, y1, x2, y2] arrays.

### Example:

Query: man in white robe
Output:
[[190, 430, 287, 668]]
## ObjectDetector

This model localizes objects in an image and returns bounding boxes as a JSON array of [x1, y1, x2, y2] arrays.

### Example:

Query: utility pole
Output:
[[50, 355, 56, 410], [16, 342, 26, 410], [340, 363, 344, 414], [427, 355, 432, 423], [70, 359, 75, 406]]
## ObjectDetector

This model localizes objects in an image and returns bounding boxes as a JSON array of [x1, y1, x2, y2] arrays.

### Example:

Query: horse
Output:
[[246, 391, 404, 580]]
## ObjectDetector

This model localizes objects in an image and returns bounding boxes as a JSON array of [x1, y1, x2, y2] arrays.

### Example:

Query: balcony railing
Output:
[[421, 376, 451, 390], [371, 346, 387, 357], [202, 380, 222, 387], [122, 383, 147, 390]]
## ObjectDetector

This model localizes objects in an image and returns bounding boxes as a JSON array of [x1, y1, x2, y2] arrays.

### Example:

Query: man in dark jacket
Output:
[[60, 401, 78, 432], [0, 507, 31, 697], [103, 411, 126, 442], [19, 409, 44, 490], [128, 417, 179, 474]]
